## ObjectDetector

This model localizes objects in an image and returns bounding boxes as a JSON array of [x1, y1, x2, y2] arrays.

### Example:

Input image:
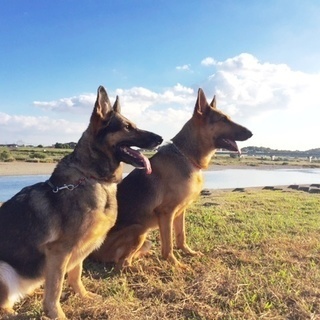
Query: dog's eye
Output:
[[125, 124, 132, 130]]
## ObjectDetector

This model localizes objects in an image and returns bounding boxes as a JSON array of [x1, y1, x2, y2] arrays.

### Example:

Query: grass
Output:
[[3, 188, 320, 319], [0, 147, 73, 163], [211, 154, 320, 168], [2, 146, 320, 168]]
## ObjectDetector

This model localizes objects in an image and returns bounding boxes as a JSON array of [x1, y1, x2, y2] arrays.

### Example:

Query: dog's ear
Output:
[[210, 95, 216, 109], [113, 95, 121, 113], [90, 86, 113, 132], [193, 88, 209, 116], [94, 86, 112, 119]]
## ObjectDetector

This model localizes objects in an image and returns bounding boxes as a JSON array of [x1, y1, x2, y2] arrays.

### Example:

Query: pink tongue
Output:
[[232, 141, 240, 154], [123, 147, 152, 174], [140, 153, 152, 174], [225, 139, 240, 154]]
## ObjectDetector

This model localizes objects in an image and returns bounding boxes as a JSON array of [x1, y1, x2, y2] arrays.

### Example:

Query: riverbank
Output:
[[0, 160, 314, 177], [0, 162, 136, 176], [0, 162, 56, 176]]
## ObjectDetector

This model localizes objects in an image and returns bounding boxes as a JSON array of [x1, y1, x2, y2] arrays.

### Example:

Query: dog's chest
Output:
[[67, 183, 118, 268], [187, 170, 203, 193], [180, 170, 203, 204], [161, 170, 203, 212]]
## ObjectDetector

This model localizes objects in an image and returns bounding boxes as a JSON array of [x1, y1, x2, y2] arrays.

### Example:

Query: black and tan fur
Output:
[[91, 88, 252, 268], [0, 86, 162, 319]]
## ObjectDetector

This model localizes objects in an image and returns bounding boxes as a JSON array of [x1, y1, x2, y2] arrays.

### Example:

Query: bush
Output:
[[29, 152, 47, 159], [0, 150, 11, 161], [13, 156, 28, 161]]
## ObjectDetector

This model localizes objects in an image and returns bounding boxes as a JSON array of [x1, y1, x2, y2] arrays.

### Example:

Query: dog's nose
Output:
[[238, 128, 253, 141], [149, 133, 163, 148], [157, 136, 163, 145]]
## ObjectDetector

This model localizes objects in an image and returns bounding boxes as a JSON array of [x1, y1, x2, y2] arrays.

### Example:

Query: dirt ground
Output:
[[0, 161, 138, 176]]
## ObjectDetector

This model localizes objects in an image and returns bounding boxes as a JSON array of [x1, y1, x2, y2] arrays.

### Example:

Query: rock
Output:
[[288, 185, 299, 190], [309, 187, 320, 194], [232, 188, 245, 192], [298, 186, 310, 192], [263, 186, 274, 190], [201, 189, 212, 196]]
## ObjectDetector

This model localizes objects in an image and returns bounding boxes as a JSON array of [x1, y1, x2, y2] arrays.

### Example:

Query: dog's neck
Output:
[[54, 136, 123, 184], [171, 120, 215, 170], [170, 141, 203, 170]]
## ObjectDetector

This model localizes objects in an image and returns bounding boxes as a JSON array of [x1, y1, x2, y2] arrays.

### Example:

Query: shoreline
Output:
[[0, 162, 135, 177], [1, 162, 319, 205], [0, 161, 311, 177], [0, 162, 57, 176]]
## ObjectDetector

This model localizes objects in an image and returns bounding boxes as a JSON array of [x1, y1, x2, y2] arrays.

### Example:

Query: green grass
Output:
[[0, 147, 73, 163], [2, 146, 320, 168], [3, 188, 320, 319], [211, 154, 320, 168]]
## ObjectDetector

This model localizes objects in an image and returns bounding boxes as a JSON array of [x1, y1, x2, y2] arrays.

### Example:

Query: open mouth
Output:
[[117, 146, 152, 174], [216, 138, 240, 154]]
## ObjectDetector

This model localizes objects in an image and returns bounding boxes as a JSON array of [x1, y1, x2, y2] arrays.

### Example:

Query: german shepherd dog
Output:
[[0, 86, 162, 319], [91, 88, 252, 269]]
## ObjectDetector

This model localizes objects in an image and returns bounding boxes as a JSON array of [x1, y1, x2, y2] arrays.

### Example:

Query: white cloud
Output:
[[201, 53, 320, 149], [172, 83, 194, 94], [0, 112, 85, 145], [33, 94, 96, 114], [2, 54, 320, 150], [130, 107, 191, 142], [114, 84, 194, 118], [201, 57, 216, 66], [114, 84, 195, 139], [176, 64, 191, 71], [32, 84, 194, 120], [0, 84, 196, 145], [115, 87, 158, 114], [203, 53, 320, 119]]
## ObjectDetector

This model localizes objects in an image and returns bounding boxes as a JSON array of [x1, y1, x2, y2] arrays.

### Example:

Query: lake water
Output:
[[204, 168, 320, 190], [0, 168, 319, 202]]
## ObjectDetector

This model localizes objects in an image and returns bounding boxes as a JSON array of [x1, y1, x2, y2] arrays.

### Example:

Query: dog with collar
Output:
[[0, 86, 162, 319], [91, 88, 252, 268]]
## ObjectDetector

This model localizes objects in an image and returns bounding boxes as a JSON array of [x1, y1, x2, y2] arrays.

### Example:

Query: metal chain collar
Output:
[[46, 178, 85, 193]]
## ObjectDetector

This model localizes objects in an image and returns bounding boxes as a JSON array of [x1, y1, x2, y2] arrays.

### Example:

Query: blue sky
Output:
[[1, 0, 320, 150]]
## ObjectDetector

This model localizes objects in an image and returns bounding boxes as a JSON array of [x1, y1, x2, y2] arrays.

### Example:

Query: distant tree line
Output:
[[242, 146, 320, 157], [54, 142, 77, 149]]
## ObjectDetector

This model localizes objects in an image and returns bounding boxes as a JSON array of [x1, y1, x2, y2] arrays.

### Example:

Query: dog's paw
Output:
[[190, 250, 204, 257], [82, 291, 102, 300], [44, 304, 66, 320], [176, 261, 189, 270], [166, 254, 187, 269], [116, 257, 134, 272], [179, 245, 203, 256]]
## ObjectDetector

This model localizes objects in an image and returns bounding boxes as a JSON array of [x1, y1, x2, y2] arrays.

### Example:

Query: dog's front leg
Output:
[[174, 210, 203, 256], [43, 247, 71, 320], [68, 262, 100, 300], [158, 211, 184, 267]]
